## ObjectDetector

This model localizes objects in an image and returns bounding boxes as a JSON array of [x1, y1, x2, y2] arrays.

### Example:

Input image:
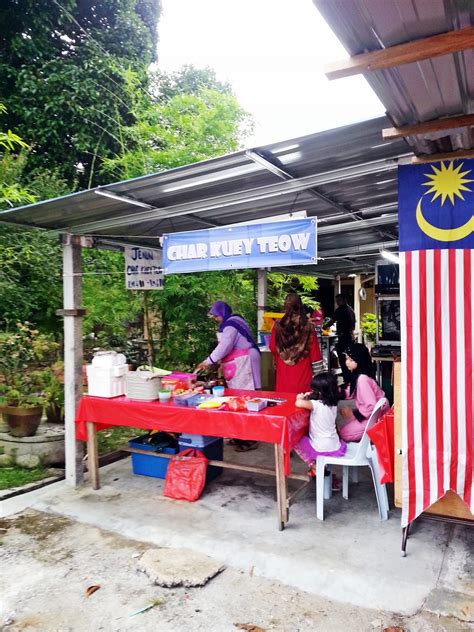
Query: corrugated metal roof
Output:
[[313, 0, 474, 155], [0, 116, 410, 276]]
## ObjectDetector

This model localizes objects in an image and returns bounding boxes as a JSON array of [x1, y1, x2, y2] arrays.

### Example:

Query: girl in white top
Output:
[[295, 372, 346, 466]]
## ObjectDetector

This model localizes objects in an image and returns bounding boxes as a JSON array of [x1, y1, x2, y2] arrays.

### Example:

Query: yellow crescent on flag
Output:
[[416, 197, 474, 242]]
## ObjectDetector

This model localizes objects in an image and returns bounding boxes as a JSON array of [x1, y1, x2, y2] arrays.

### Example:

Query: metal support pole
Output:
[[354, 274, 362, 342], [62, 236, 84, 486], [335, 274, 341, 295], [257, 269, 267, 333]]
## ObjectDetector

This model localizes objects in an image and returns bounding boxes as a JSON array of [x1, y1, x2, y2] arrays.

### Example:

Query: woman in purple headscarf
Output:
[[196, 301, 261, 390]]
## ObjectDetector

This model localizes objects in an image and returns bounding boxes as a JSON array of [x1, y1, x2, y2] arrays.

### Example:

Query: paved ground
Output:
[[1, 442, 473, 630], [0, 510, 470, 632]]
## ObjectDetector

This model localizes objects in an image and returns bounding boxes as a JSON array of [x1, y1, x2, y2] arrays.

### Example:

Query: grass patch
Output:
[[0, 465, 50, 490], [97, 426, 142, 456]]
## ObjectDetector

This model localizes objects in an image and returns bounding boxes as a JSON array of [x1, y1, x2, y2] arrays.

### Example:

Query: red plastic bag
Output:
[[367, 409, 395, 484], [163, 448, 208, 501]]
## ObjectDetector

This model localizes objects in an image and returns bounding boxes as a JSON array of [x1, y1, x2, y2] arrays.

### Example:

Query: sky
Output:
[[157, 0, 385, 147]]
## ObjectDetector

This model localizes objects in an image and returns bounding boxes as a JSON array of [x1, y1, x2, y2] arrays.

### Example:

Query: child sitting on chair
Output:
[[295, 372, 346, 475]]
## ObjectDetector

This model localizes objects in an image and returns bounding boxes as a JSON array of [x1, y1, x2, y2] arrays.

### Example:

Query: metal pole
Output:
[[62, 235, 84, 486], [354, 274, 363, 342], [257, 269, 267, 333]]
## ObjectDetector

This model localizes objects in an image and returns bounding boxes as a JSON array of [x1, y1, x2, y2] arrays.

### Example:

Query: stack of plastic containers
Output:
[[86, 351, 128, 398], [125, 370, 162, 400]]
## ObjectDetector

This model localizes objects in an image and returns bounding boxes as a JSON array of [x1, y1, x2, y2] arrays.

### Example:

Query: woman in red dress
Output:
[[270, 293, 323, 393]]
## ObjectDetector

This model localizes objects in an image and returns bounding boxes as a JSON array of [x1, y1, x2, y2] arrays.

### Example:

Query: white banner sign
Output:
[[124, 246, 164, 290]]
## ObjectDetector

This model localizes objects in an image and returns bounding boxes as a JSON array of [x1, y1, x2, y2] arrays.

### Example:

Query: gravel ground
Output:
[[0, 511, 469, 632]]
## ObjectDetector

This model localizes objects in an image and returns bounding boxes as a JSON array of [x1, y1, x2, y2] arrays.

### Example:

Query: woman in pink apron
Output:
[[196, 301, 261, 451]]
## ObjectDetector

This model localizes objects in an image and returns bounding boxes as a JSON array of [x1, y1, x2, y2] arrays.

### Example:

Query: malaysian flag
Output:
[[399, 160, 474, 527]]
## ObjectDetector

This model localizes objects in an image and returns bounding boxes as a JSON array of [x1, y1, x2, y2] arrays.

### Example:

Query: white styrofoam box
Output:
[[87, 375, 125, 398], [86, 364, 128, 379], [92, 351, 127, 368]]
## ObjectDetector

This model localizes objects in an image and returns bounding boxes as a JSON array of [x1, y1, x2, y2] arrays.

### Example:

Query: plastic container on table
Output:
[[173, 392, 198, 407], [246, 398, 268, 412], [125, 371, 162, 401], [165, 372, 197, 389], [185, 393, 214, 408], [158, 390, 171, 403], [212, 385, 225, 397]]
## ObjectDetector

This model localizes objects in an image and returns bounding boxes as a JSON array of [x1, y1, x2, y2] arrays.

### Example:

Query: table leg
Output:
[[401, 522, 411, 557], [86, 421, 100, 490], [274, 444, 288, 530]]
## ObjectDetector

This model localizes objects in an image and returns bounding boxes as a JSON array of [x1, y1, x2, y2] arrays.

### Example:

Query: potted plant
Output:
[[43, 363, 65, 424], [361, 313, 380, 348], [0, 322, 58, 437]]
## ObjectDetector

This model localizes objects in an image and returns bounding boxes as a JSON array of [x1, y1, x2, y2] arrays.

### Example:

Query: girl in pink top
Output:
[[294, 372, 346, 465], [338, 343, 388, 442]]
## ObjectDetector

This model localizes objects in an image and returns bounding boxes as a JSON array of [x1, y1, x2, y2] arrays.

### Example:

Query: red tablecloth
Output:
[[367, 410, 395, 484], [76, 389, 309, 475]]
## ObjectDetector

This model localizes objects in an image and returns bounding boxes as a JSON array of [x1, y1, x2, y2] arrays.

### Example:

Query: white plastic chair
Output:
[[316, 398, 389, 521]]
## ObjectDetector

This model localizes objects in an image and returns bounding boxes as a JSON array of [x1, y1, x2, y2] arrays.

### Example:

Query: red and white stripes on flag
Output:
[[400, 249, 474, 526]]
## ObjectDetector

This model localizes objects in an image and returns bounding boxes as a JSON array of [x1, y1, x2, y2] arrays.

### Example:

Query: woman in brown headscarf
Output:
[[269, 293, 323, 393]]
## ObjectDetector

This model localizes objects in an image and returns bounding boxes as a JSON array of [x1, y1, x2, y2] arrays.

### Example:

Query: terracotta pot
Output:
[[3, 406, 43, 437]]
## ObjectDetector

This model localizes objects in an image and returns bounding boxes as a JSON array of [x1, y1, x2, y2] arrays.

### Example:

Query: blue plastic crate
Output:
[[178, 436, 224, 483], [129, 435, 223, 483], [128, 435, 178, 479]]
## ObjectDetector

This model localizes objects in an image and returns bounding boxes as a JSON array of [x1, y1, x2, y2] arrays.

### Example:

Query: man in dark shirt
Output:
[[327, 293, 356, 384]]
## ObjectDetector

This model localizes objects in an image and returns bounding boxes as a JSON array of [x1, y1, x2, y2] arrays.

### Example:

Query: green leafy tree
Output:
[[267, 273, 319, 311], [0, 0, 161, 188], [0, 103, 70, 331], [151, 64, 234, 101], [102, 86, 252, 180]]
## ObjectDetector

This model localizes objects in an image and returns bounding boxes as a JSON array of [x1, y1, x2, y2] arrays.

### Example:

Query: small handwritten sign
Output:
[[124, 246, 164, 290]]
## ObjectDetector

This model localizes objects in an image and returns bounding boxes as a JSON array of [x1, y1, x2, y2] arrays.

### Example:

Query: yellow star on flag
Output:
[[422, 161, 473, 205]]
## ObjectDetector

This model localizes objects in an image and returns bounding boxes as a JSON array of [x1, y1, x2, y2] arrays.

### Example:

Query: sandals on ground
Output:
[[234, 440, 258, 452]]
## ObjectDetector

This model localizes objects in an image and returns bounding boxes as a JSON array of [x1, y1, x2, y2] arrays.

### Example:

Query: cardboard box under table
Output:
[[76, 389, 310, 530], [129, 433, 223, 482]]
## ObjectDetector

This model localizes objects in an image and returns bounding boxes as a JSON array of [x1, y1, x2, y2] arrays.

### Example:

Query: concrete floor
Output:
[[2, 442, 473, 621]]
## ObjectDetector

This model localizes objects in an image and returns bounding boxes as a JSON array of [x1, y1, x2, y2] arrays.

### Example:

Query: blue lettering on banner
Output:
[[162, 218, 317, 274]]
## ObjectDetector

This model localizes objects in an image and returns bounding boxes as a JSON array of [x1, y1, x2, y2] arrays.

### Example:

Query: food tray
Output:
[[185, 394, 214, 408]]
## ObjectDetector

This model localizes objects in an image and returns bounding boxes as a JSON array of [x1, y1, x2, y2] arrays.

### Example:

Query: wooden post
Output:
[[274, 444, 288, 530], [86, 421, 100, 490], [62, 235, 84, 487], [257, 269, 267, 333]]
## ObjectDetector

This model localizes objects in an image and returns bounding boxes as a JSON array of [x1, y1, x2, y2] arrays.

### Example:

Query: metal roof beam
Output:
[[318, 213, 397, 235], [94, 189, 219, 229], [319, 240, 398, 258], [69, 158, 400, 234], [245, 149, 363, 220], [325, 25, 474, 80]]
